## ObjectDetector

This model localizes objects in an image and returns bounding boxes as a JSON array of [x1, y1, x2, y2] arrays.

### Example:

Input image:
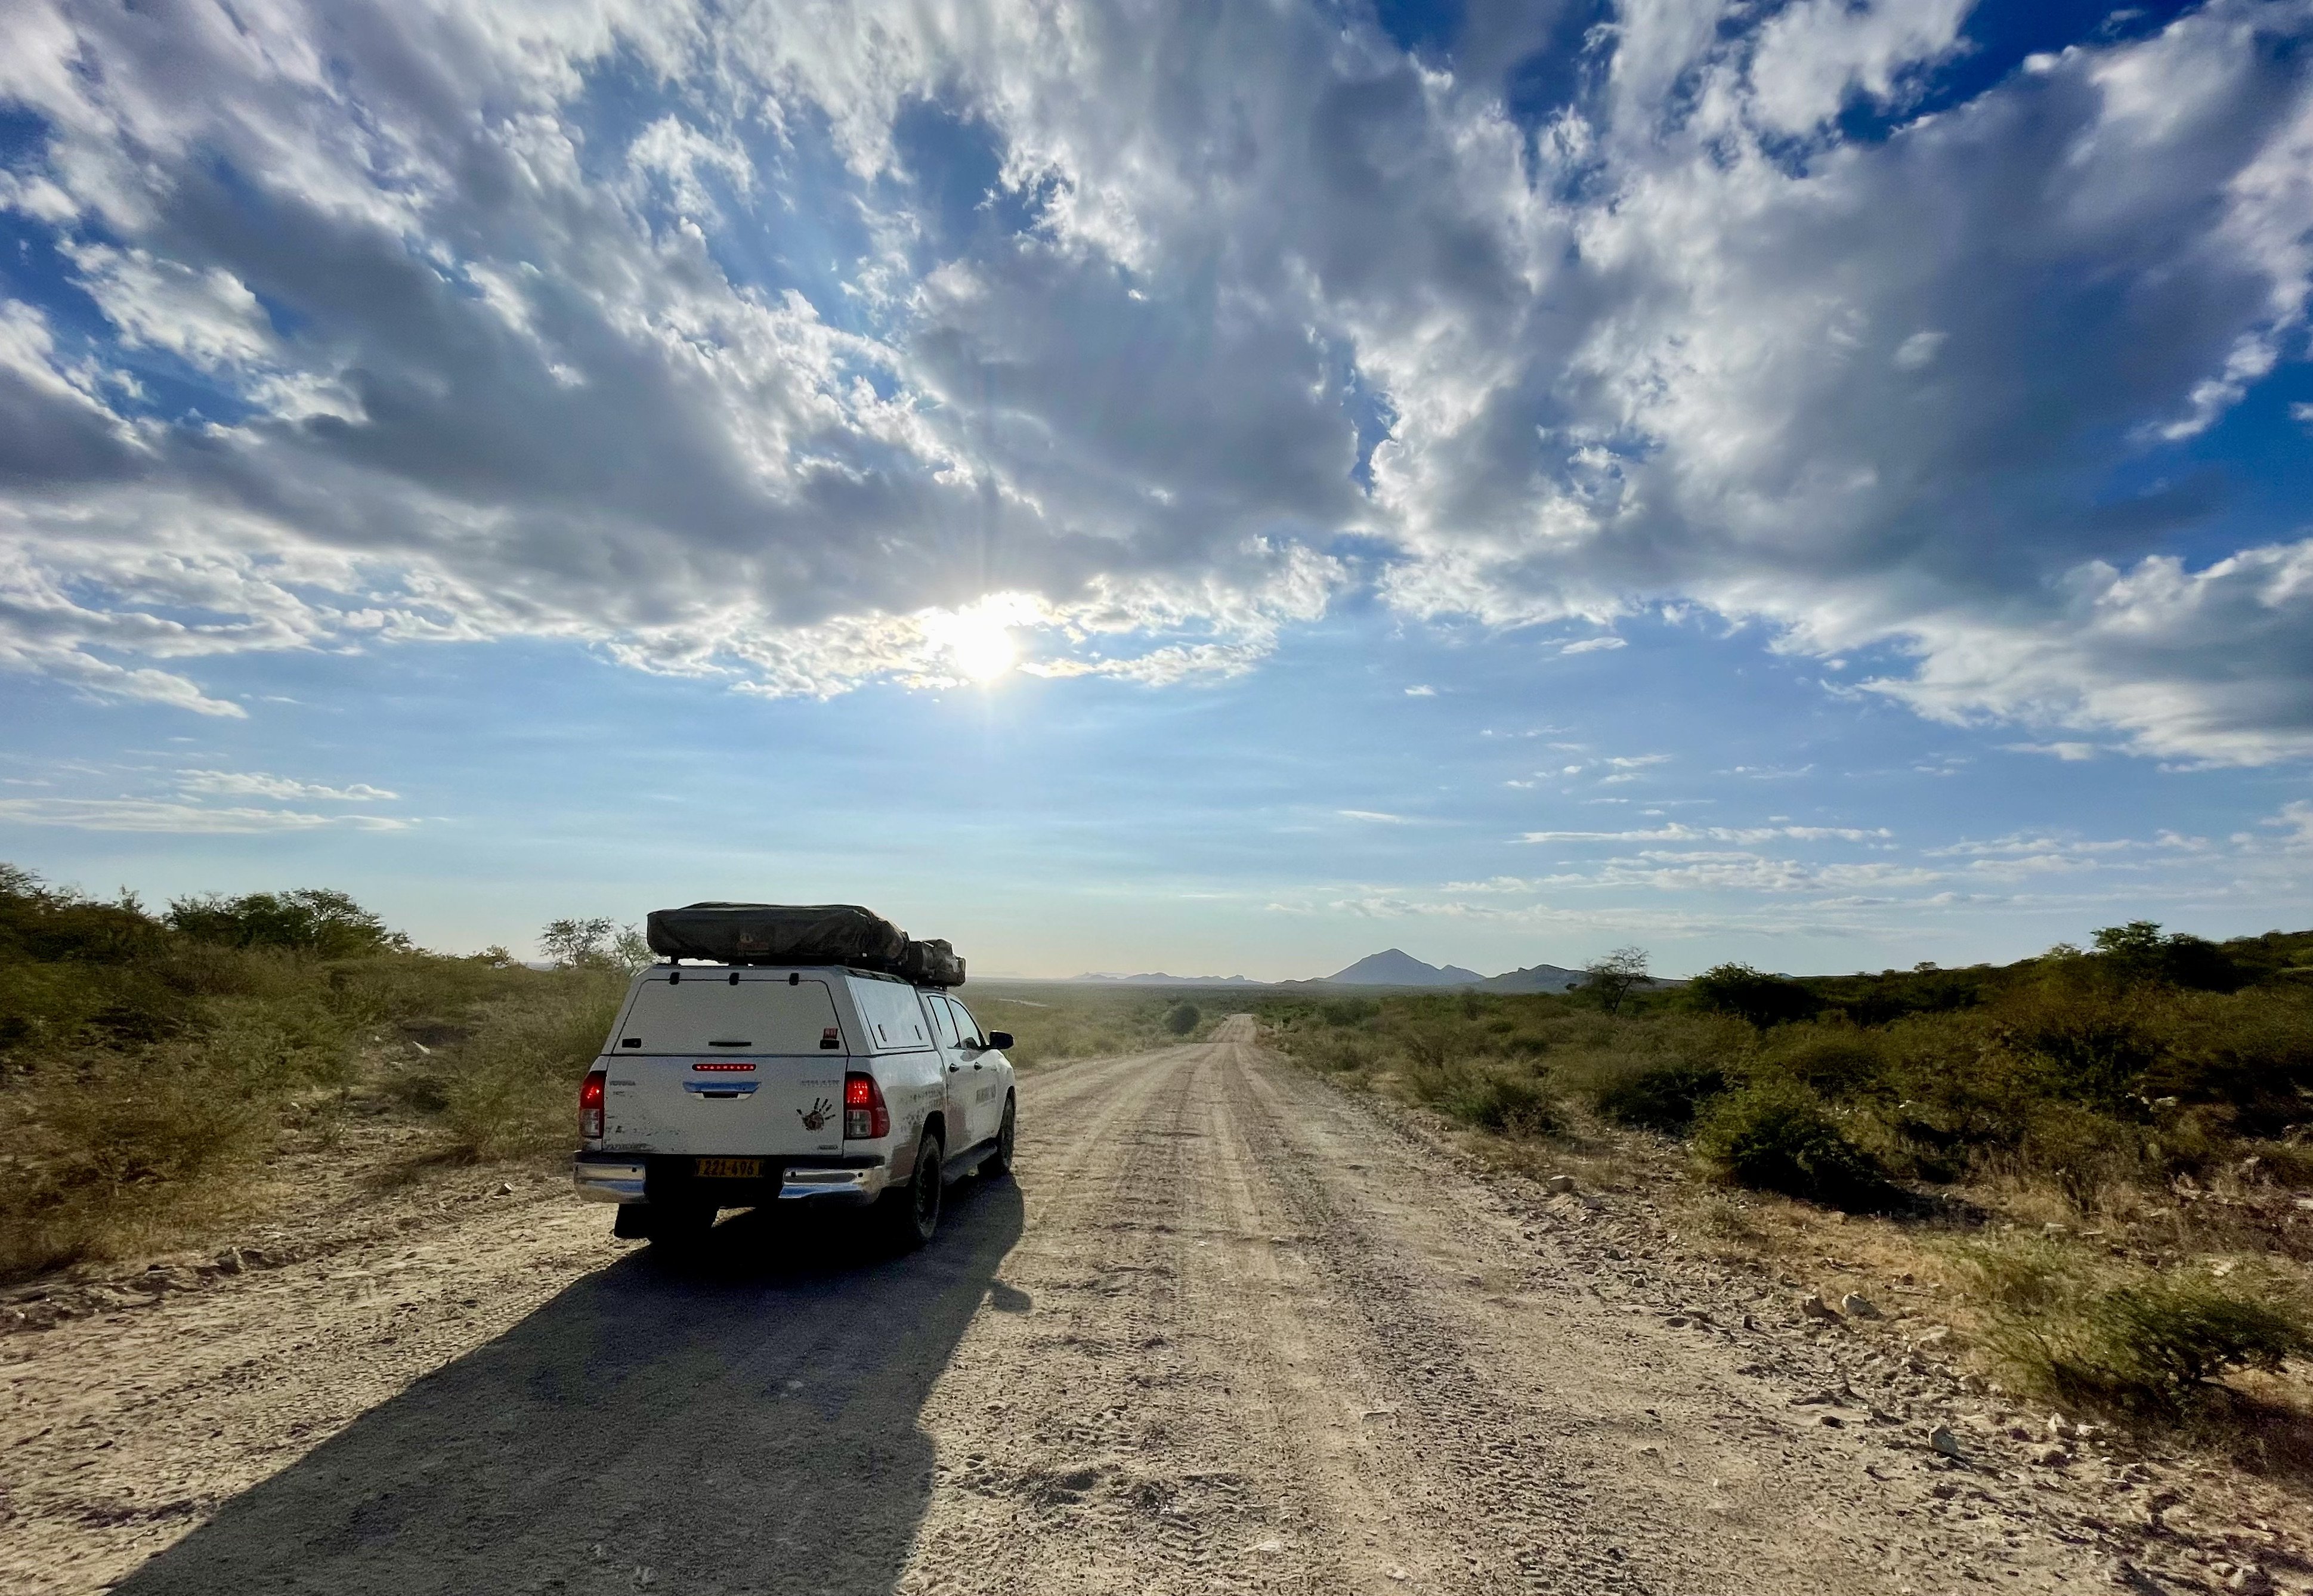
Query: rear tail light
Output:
[[579, 1069, 606, 1141], [843, 1072, 889, 1140]]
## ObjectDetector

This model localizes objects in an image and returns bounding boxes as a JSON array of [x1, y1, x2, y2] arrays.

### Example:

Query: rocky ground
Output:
[[1, 1017, 2304, 1594]]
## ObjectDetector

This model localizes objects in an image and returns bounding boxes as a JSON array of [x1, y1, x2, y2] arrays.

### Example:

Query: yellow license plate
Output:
[[694, 1156, 762, 1179]]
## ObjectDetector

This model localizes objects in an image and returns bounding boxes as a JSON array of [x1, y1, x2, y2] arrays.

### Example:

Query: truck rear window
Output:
[[848, 975, 933, 1053], [616, 976, 842, 1055]]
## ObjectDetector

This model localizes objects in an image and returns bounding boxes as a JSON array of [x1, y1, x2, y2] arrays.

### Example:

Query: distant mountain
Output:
[[1035, 955, 1678, 991], [1324, 949, 1487, 986], [1483, 962, 1587, 994], [1066, 972, 1270, 986]]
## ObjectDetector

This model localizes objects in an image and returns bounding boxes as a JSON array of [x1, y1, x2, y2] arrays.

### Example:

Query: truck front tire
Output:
[[982, 1096, 1016, 1180]]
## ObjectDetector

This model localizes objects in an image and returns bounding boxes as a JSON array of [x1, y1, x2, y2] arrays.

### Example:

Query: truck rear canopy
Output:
[[615, 973, 843, 1055]]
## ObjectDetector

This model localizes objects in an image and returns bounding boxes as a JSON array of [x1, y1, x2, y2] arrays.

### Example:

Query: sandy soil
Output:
[[1, 1017, 2296, 1594]]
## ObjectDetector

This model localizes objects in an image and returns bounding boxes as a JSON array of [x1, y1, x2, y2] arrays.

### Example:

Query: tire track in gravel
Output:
[[1211, 1026, 1733, 1592], [904, 1029, 1337, 1595]]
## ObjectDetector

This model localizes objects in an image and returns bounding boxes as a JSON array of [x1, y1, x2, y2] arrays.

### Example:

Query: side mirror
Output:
[[985, 1031, 1014, 1051]]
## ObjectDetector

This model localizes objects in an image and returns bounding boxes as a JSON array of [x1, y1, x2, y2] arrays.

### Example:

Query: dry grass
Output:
[[1254, 964, 2313, 1459], [0, 866, 646, 1280]]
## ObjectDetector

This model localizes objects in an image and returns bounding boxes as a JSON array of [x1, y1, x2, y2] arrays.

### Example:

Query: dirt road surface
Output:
[[1, 1018, 2230, 1593]]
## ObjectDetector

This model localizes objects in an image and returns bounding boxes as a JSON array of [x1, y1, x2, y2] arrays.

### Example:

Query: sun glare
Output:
[[947, 617, 1016, 682]]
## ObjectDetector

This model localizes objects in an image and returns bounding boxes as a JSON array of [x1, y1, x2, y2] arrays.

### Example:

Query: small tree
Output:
[[540, 918, 653, 971], [539, 916, 614, 968], [1163, 1003, 1201, 1037], [1581, 946, 1650, 1014], [611, 924, 653, 971], [2091, 921, 2167, 978]]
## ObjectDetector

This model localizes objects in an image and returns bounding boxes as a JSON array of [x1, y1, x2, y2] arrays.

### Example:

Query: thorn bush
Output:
[[1692, 1079, 1891, 1210]]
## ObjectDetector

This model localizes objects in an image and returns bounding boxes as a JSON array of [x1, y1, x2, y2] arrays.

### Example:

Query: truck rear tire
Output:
[[879, 1132, 942, 1251], [641, 1203, 716, 1254]]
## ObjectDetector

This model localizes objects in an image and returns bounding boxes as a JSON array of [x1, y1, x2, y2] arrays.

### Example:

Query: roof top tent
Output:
[[644, 903, 966, 987]]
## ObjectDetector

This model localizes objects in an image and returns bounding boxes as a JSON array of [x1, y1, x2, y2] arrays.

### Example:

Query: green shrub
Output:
[[1763, 1026, 1886, 1096], [166, 888, 408, 958], [1162, 1003, 1201, 1037], [1689, 963, 1823, 1027], [0, 865, 166, 966], [1590, 1058, 1727, 1133], [2088, 921, 2246, 994], [1988, 981, 2175, 1109], [1300, 1032, 1377, 1073], [1404, 1060, 1560, 1136], [1993, 1275, 2313, 1414], [2143, 989, 2313, 1134], [1693, 1080, 1890, 1208], [1457, 1072, 1560, 1136]]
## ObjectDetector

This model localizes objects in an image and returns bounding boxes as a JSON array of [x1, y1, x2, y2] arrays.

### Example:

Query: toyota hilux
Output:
[[573, 960, 1016, 1250]]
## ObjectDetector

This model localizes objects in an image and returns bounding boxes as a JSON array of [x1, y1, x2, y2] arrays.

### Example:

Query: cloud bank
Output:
[[0, 0, 2308, 760]]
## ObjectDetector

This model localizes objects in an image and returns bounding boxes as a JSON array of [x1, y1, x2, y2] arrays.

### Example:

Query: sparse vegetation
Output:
[[1257, 923, 2313, 1439], [971, 985, 1222, 1064], [0, 865, 625, 1280], [1959, 1234, 2313, 1417]]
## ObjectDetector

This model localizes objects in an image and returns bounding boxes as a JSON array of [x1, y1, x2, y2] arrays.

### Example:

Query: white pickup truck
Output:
[[572, 964, 1016, 1249]]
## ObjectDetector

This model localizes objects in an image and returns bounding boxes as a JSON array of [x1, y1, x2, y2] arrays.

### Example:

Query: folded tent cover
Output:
[[644, 903, 965, 986]]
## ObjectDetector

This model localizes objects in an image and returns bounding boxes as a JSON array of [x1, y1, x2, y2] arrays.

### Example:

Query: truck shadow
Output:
[[119, 1179, 1027, 1596]]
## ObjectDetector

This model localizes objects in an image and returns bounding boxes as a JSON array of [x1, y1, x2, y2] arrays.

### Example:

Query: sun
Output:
[[945, 614, 1016, 682]]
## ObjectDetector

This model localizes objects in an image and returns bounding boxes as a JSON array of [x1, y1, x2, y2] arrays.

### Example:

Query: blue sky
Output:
[[1, 0, 2308, 978]]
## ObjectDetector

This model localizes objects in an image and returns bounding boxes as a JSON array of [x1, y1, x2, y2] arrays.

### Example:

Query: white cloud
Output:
[[2252, 799, 2313, 851], [0, 798, 412, 833], [1404, 684, 1437, 696], [66, 245, 275, 372], [1521, 822, 1891, 845], [177, 770, 398, 802], [1893, 330, 1946, 371], [0, 0, 2303, 766], [1745, 0, 1975, 136], [1338, 809, 1415, 824], [2001, 741, 2098, 762]]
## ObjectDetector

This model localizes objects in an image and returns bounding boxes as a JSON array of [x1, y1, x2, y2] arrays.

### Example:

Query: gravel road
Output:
[[0, 1017, 2195, 1594]]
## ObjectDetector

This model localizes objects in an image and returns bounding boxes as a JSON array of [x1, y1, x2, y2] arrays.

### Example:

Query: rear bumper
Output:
[[573, 1151, 889, 1207], [574, 1153, 648, 1202]]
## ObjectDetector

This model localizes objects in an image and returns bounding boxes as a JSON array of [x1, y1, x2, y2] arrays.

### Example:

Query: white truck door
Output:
[[942, 995, 1001, 1148], [922, 991, 982, 1155]]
